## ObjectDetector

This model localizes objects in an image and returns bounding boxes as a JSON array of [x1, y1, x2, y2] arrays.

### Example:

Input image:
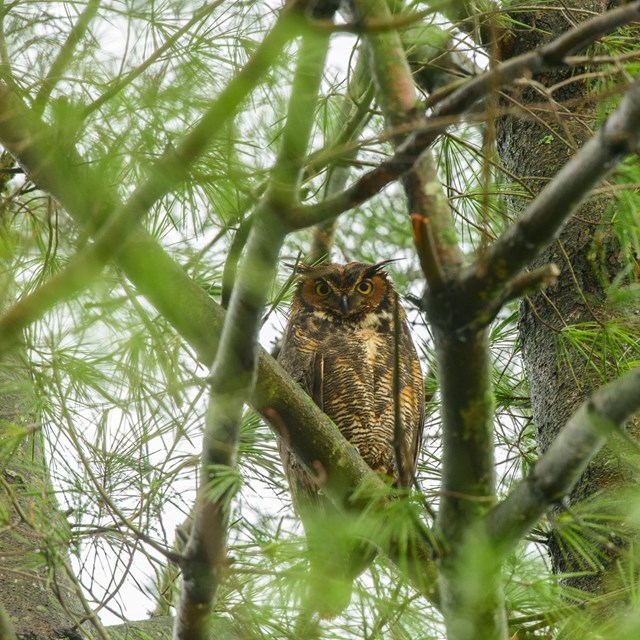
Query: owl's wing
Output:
[[411, 384, 425, 476], [276, 325, 326, 505], [278, 325, 325, 408], [278, 333, 371, 616], [309, 350, 324, 411], [400, 323, 426, 486]]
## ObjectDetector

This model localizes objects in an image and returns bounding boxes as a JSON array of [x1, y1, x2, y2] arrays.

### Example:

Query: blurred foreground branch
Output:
[[175, 23, 331, 639], [0, 5, 295, 355]]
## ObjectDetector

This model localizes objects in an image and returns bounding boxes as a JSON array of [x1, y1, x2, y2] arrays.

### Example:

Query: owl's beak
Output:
[[340, 294, 349, 315]]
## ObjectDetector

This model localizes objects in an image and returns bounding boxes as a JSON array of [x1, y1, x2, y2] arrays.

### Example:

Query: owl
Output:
[[277, 261, 424, 616]]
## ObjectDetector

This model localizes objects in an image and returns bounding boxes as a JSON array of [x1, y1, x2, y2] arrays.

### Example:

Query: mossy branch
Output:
[[486, 365, 640, 555], [0, 57, 441, 615]]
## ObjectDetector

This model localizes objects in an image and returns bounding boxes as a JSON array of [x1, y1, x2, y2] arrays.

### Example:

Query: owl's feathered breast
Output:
[[279, 299, 422, 480]]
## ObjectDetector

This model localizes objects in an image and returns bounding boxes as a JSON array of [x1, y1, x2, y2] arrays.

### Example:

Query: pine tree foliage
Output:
[[0, 1, 639, 639]]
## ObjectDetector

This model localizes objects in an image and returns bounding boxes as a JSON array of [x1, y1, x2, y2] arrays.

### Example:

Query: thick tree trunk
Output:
[[0, 352, 85, 638], [495, 0, 638, 611], [0, 254, 86, 638]]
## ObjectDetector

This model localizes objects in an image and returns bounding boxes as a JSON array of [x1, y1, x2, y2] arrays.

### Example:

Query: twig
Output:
[[83, 0, 226, 117], [454, 72, 640, 332], [0, 6, 296, 357], [503, 263, 561, 302], [34, 0, 101, 114], [411, 214, 446, 291], [59, 557, 112, 640], [220, 213, 253, 308]]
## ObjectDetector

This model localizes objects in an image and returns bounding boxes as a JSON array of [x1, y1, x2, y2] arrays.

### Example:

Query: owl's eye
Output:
[[314, 281, 331, 297], [356, 280, 373, 295]]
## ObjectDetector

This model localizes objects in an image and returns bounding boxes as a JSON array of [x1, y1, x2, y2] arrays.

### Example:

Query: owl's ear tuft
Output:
[[366, 259, 397, 277]]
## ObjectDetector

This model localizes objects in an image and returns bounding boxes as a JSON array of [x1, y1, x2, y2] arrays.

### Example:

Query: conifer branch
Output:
[[33, 0, 101, 114], [0, 45, 442, 615], [288, 0, 640, 229], [83, 0, 227, 117], [0, 7, 295, 357], [174, 23, 331, 639], [453, 72, 640, 331], [486, 366, 640, 554]]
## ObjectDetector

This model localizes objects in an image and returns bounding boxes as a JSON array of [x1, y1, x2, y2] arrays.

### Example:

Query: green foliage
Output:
[[203, 464, 242, 508], [557, 318, 640, 385], [0, 1, 638, 638]]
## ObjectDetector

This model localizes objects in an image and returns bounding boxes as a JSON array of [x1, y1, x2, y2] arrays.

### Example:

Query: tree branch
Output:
[[452, 72, 640, 332], [0, 6, 296, 356], [174, 23, 331, 639], [287, 0, 640, 230], [0, 7, 443, 614], [82, 0, 227, 118], [33, 0, 101, 115], [486, 365, 640, 555]]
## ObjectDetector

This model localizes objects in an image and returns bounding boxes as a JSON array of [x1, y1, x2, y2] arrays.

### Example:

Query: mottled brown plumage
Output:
[[277, 261, 424, 615]]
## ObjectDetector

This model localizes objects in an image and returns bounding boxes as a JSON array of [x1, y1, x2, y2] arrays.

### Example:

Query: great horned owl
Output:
[[278, 261, 424, 616]]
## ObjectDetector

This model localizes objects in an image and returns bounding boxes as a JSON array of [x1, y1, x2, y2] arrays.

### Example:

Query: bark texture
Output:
[[0, 353, 85, 638], [0, 268, 84, 637], [495, 0, 639, 606]]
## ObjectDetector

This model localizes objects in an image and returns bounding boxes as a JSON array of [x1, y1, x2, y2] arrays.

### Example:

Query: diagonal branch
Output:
[[0, 6, 443, 611], [287, 0, 640, 230], [83, 0, 226, 118], [174, 23, 331, 640], [34, 0, 101, 114], [349, 0, 463, 285], [0, 6, 296, 356], [0, 81, 442, 617], [485, 365, 640, 555], [451, 72, 640, 332]]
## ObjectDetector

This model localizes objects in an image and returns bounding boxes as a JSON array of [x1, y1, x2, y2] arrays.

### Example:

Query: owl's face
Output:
[[292, 261, 394, 321]]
